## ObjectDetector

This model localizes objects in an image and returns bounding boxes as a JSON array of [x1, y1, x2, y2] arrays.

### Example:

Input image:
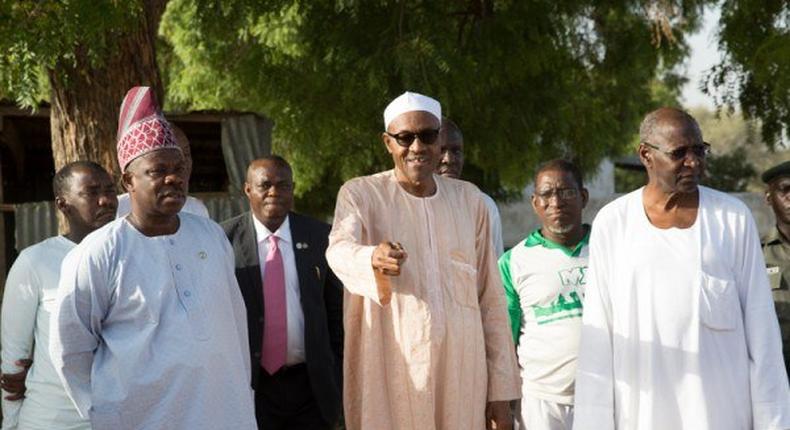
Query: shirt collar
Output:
[[764, 227, 789, 247], [524, 224, 590, 257], [252, 213, 291, 245]]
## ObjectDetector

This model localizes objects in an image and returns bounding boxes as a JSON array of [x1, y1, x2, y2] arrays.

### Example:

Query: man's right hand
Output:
[[372, 241, 408, 276], [1, 359, 32, 401]]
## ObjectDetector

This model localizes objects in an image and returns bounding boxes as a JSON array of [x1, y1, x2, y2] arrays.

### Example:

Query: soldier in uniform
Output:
[[762, 160, 790, 376]]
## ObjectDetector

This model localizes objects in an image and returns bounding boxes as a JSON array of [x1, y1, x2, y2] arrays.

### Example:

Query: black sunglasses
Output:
[[643, 141, 711, 161], [385, 128, 441, 147]]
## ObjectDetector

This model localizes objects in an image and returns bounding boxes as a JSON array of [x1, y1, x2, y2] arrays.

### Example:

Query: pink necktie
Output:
[[261, 235, 287, 374]]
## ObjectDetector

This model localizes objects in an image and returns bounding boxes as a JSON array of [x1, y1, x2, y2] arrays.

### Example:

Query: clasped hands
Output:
[[0, 359, 32, 400]]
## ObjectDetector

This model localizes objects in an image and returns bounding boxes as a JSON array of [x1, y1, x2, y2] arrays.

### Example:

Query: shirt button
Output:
[[184, 290, 191, 297], [176, 264, 182, 271], [169, 239, 175, 245]]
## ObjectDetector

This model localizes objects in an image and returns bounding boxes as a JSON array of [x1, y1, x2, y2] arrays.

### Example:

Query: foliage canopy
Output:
[[0, 1, 142, 107], [706, 0, 789, 148], [159, 0, 707, 213]]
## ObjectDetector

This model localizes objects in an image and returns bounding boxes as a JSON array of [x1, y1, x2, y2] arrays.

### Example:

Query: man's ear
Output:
[[382, 133, 394, 155], [121, 171, 134, 193], [55, 196, 69, 215], [766, 190, 773, 206], [637, 144, 652, 169], [244, 182, 252, 199], [580, 187, 590, 209]]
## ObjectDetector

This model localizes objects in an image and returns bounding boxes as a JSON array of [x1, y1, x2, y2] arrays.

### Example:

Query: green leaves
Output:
[[159, 0, 709, 216], [0, 1, 140, 107], [708, 0, 789, 148], [0, 0, 718, 216]]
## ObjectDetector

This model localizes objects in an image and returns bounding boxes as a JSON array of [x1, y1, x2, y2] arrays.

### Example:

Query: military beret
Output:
[[762, 160, 790, 184]]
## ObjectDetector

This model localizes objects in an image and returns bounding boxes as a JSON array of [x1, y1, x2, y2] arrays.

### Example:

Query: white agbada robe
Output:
[[1, 236, 88, 430], [49, 213, 256, 430], [574, 186, 790, 430]]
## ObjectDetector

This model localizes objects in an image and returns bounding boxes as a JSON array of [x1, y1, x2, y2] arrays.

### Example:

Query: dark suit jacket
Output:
[[222, 211, 343, 424]]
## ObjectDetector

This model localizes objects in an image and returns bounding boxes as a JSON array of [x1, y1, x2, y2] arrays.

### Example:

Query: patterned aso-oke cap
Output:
[[116, 86, 180, 172]]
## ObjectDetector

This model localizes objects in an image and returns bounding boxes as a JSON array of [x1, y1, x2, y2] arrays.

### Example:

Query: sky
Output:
[[680, 6, 723, 110]]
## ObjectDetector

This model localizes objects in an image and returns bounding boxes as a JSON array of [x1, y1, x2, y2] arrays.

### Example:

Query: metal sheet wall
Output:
[[221, 114, 273, 191], [14, 201, 57, 252]]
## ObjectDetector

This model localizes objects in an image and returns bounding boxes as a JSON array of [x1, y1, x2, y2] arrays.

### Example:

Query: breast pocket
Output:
[[767, 266, 782, 291], [448, 258, 480, 309], [699, 272, 740, 331]]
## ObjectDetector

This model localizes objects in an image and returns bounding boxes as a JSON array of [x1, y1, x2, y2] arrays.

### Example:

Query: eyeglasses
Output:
[[385, 128, 441, 147], [642, 141, 711, 161], [535, 188, 579, 203]]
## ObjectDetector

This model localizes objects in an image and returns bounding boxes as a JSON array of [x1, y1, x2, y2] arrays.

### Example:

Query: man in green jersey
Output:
[[498, 159, 589, 430]]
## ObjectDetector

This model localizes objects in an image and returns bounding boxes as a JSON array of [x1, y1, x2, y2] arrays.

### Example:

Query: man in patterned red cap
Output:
[[115, 124, 210, 219], [49, 87, 257, 430]]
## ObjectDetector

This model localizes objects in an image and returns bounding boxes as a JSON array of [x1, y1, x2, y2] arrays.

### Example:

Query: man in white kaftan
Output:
[[2, 162, 117, 430], [573, 108, 790, 430], [326, 92, 520, 430], [49, 86, 256, 430]]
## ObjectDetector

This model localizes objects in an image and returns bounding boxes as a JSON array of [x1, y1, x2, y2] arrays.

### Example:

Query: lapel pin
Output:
[[198, 251, 208, 259]]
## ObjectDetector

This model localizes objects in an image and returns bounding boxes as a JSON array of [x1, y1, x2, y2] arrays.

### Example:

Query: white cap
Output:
[[383, 91, 442, 130]]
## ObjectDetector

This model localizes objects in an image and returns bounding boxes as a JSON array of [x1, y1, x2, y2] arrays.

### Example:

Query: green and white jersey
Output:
[[498, 227, 589, 405]]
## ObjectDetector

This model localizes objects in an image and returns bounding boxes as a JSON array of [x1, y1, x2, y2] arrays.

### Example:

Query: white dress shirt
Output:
[[1, 236, 89, 430], [50, 214, 256, 430], [252, 214, 306, 365]]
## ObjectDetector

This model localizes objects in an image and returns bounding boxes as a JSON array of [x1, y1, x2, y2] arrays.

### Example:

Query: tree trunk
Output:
[[48, 0, 168, 180], [48, 0, 167, 232]]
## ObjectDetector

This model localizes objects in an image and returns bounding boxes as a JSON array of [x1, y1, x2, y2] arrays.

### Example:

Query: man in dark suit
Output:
[[223, 155, 343, 429]]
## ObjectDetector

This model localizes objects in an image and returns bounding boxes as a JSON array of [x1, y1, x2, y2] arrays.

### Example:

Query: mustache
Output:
[[159, 188, 184, 197], [95, 209, 116, 218]]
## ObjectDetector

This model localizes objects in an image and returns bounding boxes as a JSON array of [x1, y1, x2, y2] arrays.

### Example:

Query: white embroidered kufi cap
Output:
[[383, 91, 442, 130]]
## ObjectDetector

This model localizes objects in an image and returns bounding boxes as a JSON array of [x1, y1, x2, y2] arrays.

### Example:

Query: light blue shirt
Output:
[[50, 213, 256, 430]]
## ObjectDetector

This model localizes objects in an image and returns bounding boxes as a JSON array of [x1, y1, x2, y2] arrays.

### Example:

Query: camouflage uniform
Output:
[[762, 228, 790, 376]]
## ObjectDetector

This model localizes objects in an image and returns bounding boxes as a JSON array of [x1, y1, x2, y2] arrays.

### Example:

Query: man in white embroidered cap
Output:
[[326, 91, 521, 430], [49, 86, 256, 430]]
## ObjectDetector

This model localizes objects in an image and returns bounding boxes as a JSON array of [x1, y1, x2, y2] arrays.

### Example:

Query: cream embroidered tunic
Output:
[[326, 170, 520, 430]]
